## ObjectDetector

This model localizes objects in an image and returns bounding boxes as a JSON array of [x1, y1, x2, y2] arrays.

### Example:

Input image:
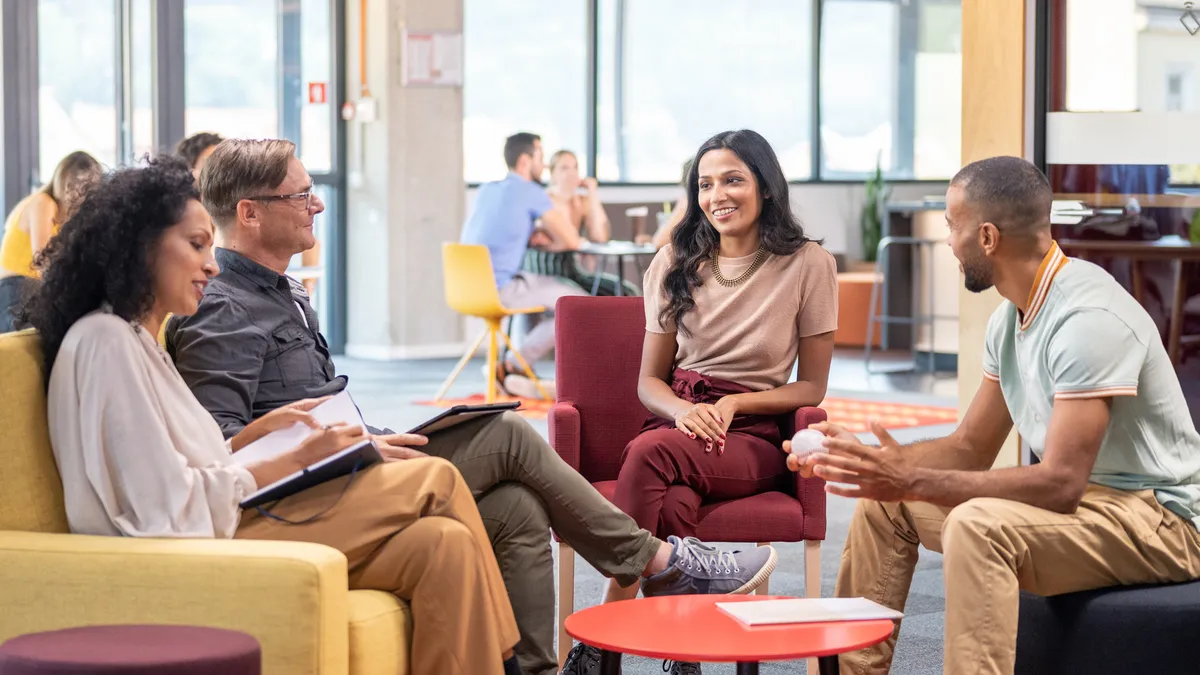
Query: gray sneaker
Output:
[[663, 660, 702, 674], [641, 536, 777, 597], [560, 643, 600, 675]]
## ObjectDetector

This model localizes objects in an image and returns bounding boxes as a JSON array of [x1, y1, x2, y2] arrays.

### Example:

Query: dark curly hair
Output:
[[18, 156, 200, 380], [174, 132, 224, 170], [660, 129, 820, 335]]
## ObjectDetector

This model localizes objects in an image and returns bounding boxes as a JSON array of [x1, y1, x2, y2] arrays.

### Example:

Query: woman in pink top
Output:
[[608, 129, 838, 604]]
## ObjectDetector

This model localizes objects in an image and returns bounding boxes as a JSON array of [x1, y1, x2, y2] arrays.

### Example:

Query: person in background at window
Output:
[[648, 157, 693, 249], [546, 150, 610, 244], [174, 132, 224, 181], [460, 132, 586, 398], [21, 156, 524, 675], [0, 150, 102, 332], [565, 130, 838, 675]]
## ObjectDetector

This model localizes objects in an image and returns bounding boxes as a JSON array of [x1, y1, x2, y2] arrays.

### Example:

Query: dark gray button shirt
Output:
[[167, 248, 346, 439]]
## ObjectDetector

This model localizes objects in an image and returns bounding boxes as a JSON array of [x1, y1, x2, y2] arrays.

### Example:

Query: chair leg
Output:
[[433, 329, 489, 402], [805, 539, 822, 675], [498, 326, 552, 401], [485, 322, 500, 404], [756, 542, 771, 596], [557, 541, 576, 668]]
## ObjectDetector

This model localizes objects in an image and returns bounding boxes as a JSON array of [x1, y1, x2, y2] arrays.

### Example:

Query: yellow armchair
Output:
[[0, 330, 410, 675]]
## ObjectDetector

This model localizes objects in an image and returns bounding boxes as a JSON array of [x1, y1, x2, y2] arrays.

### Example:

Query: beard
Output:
[[962, 252, 994, 293]]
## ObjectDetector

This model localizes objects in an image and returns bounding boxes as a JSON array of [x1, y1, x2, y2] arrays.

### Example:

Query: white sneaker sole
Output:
[[730, 546, 778, 595]]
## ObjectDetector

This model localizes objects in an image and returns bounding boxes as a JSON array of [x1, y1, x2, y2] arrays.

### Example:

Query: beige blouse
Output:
[[47, 309, 256, 538], [643, 242, 838, 391]]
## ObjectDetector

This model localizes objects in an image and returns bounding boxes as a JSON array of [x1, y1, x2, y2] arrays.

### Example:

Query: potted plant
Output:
[[859, 152, 890, 266]]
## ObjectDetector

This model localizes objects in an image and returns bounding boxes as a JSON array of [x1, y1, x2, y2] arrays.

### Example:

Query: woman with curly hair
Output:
[[0, 150, 102, 332], [607, 129, 838, 600], [20, 157, 523, 675]]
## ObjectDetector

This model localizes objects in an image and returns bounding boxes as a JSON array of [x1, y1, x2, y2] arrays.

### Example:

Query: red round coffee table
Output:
[[565, 594, 895, 675]]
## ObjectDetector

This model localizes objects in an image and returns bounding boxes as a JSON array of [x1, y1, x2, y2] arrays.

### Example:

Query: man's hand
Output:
[[810, 421, 916, 501], [372, 433, 430, 462], [782, 421, 856, 477], [529, 229, 553, 249]]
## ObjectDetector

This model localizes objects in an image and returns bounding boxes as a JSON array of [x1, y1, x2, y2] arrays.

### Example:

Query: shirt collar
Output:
[[215, 248, 288, 291], [1020, 240, 1068, 331]]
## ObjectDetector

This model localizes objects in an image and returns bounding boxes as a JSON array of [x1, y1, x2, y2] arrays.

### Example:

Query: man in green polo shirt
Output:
[[789, 156, 1200, 675]]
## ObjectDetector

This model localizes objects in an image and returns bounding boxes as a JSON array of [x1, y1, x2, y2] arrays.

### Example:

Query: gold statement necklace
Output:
[[710, 246, 769, 287]]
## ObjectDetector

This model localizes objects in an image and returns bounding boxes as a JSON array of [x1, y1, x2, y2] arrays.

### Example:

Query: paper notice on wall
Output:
[[402, 29, 463, 87]]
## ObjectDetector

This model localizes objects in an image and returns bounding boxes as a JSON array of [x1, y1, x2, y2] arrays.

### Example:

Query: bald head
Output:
[[950, 156, 1052, 239]]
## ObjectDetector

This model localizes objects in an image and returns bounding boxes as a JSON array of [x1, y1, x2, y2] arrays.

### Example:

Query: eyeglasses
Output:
[[249, 189, 315, 210]]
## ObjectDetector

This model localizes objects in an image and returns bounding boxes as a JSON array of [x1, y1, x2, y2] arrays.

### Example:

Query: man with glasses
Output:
[[167, 138, 778, 675]]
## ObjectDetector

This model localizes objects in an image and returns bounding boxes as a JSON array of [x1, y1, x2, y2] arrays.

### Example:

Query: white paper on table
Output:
[[231, 390, 365, 466], [715, 597, 904, 627]]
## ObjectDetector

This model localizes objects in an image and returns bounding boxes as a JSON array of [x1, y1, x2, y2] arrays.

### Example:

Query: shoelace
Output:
[[677, 536, 739, 575]]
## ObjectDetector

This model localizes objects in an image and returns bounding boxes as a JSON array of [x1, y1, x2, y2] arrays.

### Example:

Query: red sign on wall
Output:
[[308, 82, 327, 105]]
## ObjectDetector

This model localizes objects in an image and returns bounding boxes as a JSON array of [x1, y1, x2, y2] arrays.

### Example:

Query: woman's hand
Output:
[[674, 396, 738, 454], [582, 177, 599, 194], [293, 423, 367, 465], [231, 396, 330, 452]]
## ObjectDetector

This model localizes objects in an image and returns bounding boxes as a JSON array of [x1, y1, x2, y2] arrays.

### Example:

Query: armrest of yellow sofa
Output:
[[0, 531, 351, 675]]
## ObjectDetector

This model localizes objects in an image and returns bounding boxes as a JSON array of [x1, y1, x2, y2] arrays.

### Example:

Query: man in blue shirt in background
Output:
[[461, 132, 585, 397]]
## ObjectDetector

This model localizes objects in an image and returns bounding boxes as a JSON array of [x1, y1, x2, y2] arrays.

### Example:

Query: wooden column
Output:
[[960, 0, 1029, 467]]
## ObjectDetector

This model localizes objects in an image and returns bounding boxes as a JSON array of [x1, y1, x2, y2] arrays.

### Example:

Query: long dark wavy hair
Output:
[[660, 129, 820, 335], [18, 156, 200, 381]]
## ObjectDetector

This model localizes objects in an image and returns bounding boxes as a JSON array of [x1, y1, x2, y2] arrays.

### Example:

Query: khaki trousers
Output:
[[236, 456, 520, 675], [419, 412, 660, 675], [837, 484, 1200, 675]]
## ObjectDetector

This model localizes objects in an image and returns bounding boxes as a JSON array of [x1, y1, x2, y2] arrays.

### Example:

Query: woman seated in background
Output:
[[174, 131, 224, 181], [595, 129, 838, 674], [546, 149, 610, 244], [0, 150, 102, 333], [19, 157, 522, 675]]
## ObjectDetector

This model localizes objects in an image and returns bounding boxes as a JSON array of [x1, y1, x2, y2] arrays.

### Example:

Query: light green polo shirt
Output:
[[983, 241, 1200, 529]]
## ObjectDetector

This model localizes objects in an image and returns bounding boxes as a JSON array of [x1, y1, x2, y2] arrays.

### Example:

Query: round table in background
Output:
[[564, 594, 895, 675]]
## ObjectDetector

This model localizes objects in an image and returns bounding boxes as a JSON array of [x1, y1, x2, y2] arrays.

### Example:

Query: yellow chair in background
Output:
[[436, 243, 550, 403]]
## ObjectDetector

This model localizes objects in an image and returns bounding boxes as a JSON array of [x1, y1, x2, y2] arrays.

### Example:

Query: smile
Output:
[[713, 207, 737, 217]]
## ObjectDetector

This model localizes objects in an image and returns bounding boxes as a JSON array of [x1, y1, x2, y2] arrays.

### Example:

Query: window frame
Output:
[[465, 0, 958, 188]]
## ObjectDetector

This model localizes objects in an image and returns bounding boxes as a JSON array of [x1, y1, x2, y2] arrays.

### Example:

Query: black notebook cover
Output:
[[239, 439, 383, 510], [407, 401, 521, 436]]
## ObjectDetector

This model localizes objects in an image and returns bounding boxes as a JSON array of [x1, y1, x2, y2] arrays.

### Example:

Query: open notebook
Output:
[[716, 598, 904, 627]]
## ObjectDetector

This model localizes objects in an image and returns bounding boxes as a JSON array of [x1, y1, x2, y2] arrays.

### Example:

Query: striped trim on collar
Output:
[[1020, 241, 1068, 331]]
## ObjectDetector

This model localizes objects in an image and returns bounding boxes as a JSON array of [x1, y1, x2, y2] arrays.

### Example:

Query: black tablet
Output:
[[407, 401, 522, 436]]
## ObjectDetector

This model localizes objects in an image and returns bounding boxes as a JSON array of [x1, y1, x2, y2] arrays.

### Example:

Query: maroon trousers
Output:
[[612, 368, 790, 539]]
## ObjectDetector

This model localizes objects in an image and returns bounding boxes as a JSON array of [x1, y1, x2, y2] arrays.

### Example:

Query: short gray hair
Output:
[[199, 138, 295, 228]]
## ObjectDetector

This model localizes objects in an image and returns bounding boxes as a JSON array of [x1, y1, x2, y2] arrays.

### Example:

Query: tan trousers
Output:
[[837, 484, 1200, 675], [236, 456, 520, 675]]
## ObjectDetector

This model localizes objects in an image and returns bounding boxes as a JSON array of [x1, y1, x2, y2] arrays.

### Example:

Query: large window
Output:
[[39, 0, 117, 182], [463, 0, 588, 183], [463, 0, 962, 184], [596, 0, 813, 182], [821, 0, 961, 180]]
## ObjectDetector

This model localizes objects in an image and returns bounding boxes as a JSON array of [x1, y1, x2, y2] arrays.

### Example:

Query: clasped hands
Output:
[[782, 420, 916, 502], [238, 396, 430, 462]]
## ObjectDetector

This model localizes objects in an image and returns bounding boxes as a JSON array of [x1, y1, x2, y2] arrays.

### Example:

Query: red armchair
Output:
[[550, 295, 827, 666]]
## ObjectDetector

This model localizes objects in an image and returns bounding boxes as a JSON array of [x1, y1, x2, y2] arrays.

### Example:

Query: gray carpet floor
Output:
[[336, 352, 955, 675]]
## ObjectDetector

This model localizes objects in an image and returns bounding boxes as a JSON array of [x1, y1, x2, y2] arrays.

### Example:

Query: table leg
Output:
[[735, 662, 760, 675], [598, 649, 621, 675], [818, 654, 840, 675], [1169, 259, 1186, 367], [1130, 259, 1145, 305], [616, 255, 625, 296], [590, 258, 604, 296]]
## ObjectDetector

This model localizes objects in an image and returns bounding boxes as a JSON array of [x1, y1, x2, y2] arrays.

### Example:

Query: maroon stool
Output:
[[0, 625, 261, 675]]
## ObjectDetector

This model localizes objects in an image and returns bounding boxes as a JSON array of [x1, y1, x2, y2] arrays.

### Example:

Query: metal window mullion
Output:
[[811, 0, 823, 180], [278, 0, 302, 147], [2, 0, 39, 211], [151, 0, 185, 156], [326, 0, 348, 354], [585, 0, 598, 179]]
